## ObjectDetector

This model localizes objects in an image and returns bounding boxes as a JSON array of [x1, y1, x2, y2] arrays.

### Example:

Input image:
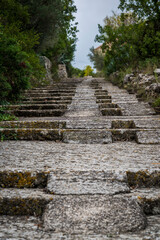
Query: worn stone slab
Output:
[[118, 103, 155, 116], [0, 142, 159, 172], [0, 216, 159, 239], [0, 128, 61, 141], [62, 129, 112, 144], [136, 130, 160, 144], [47, 171, 129, 195], [0, 120, 66, 129], [134, 119, 160, 129], [6, 104, 68, 110], [66, 119, 111, 129], [23, 96, 73, 101], [43, 195, 146, 234]]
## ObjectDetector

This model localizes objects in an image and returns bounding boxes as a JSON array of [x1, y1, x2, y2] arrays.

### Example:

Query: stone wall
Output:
[[58, 64, 68, 80], [40, 56, 53, 84]]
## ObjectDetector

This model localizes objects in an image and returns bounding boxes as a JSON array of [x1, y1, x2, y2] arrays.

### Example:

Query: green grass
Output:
[[153, 97, 160, 107], [0, 106, 18, 122]]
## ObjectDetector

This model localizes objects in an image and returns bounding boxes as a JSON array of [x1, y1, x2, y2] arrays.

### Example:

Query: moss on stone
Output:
[[127, 170, 160, 187], [112, 120, 136, 129], [0, 198, 50, 216], [0, 171, 49, 188]]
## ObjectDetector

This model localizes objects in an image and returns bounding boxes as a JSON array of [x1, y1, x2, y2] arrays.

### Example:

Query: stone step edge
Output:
[[0, 128, 159, 142], [0, 170, 159, 186], [0, 188, 53, 216]]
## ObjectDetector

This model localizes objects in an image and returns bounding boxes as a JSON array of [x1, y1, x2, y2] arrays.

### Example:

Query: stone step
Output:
[[20, 100, 72, 105], [0, 128, 159, 143], [23, 96, 73, 101], [23, 93, 75, 97], [66, 119, 112, 129], [25, 89, 76, 93], [7, 109, 65, 117], [136, 130, 160, 144], [0, 120, 66, 129], [43, 195, 146, 234], [47, 171, 129, 195], [62, 129, 112, 144], [0, 215, 159, 239], [101, 108, 122, 116], [5, 104, 68, 110], [0, 128, 61, 141], [0, 188, 53, 216]]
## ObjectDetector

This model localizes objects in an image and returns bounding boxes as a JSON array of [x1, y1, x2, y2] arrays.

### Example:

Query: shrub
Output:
[[0, 31, 33, 102]]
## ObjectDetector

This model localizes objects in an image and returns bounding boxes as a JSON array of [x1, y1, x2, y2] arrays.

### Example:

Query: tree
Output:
[[95, 12, 139, 75], [119, 0, 160, 59], [88, 46, 105, 72], [18, 0, 78, 70], [0, 0, 45, 102], [84, 65, 94, 76]]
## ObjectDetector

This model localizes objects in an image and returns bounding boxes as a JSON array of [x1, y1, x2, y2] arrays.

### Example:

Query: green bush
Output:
[[0, 32, 33, 102], [153, 97, 160, 108]]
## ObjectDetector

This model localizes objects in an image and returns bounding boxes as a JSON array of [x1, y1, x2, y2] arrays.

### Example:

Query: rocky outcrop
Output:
[[123, 71, 160, 98]]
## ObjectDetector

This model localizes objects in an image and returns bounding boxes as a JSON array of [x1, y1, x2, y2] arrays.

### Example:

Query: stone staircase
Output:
[[0, 77, 160, 239]]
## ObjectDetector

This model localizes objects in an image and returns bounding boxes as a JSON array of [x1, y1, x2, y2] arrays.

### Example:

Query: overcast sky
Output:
[[72, 0, 121, 70]]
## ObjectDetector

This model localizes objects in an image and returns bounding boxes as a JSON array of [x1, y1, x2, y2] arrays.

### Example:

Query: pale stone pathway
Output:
[[0, 78, 160, 239]]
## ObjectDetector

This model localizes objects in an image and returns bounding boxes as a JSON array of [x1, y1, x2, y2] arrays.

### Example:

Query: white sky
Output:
[[72, 0, 121, 69]]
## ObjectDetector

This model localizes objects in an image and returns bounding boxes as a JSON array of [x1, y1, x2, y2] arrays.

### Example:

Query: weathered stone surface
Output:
[[40, 56, 53, 84], [47, 171, 129, 195], [62, 129, 112, 144], [43, 195, 146, 234], [0, 128, 61, 141], [0, 77, 160, 238], [0, 141, 159, 172], [136, 130, 160, 144], [0, 120, 66, 129], [58, 64, 68, 79]]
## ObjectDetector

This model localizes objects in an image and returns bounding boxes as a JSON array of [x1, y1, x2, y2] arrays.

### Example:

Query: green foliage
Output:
[[0, 107, 18, 121], [69, 66, 85, 77], [0, 30, 31, 101], [0, 0, 46, 101], [84, 65, 94, 76], [88, 46, 105, 72], [18, 0, 78, 75], [95, 6, 160, 77], [153, 97, 160, 107]]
